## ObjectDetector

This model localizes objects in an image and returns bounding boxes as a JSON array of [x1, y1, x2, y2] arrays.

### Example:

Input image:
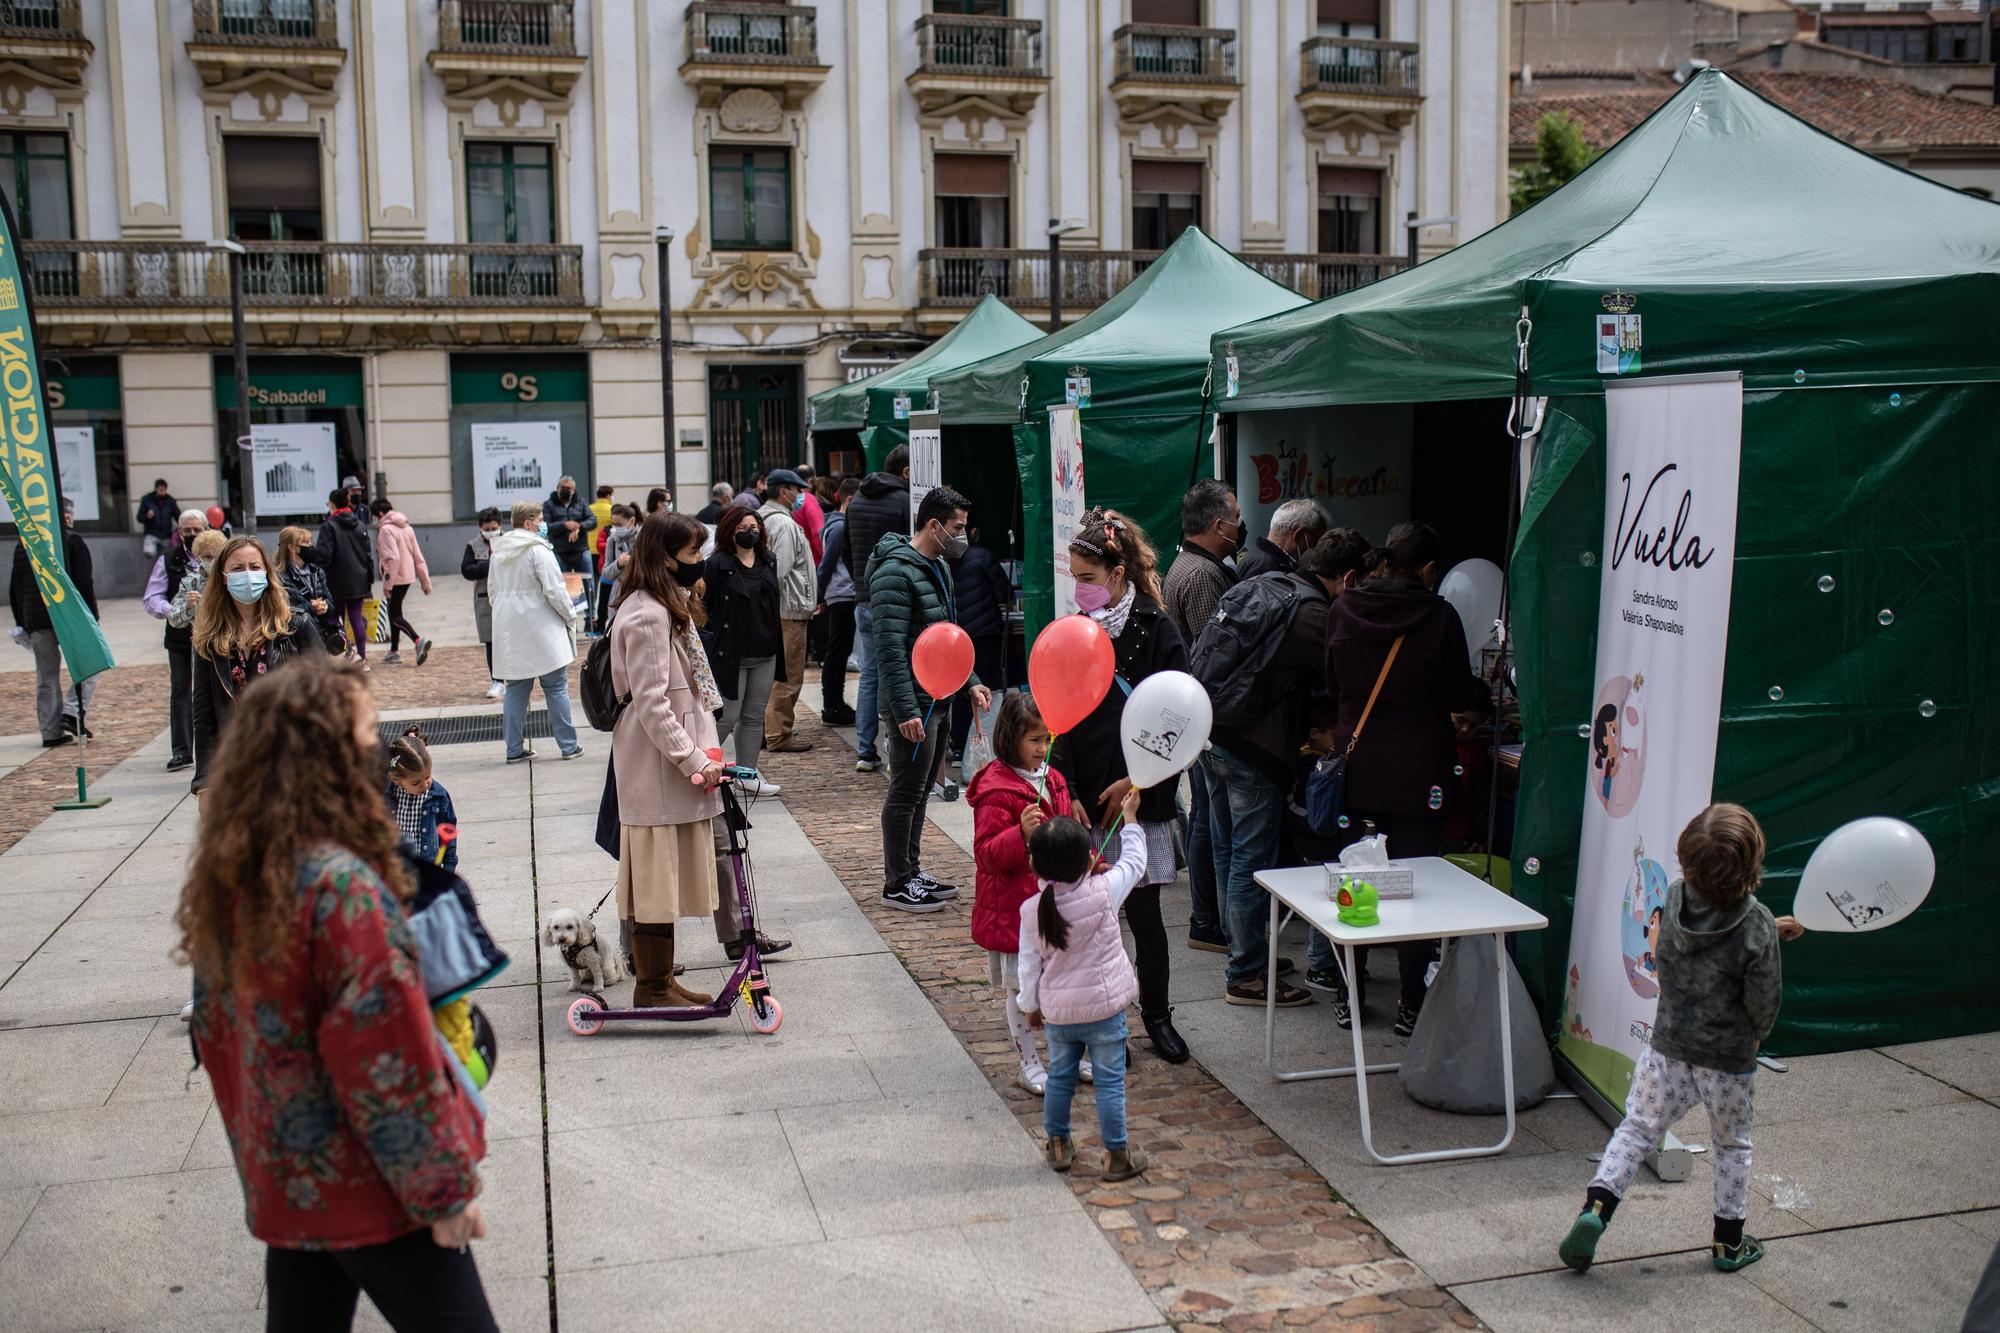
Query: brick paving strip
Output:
[[761, 696, 1485, 1333]]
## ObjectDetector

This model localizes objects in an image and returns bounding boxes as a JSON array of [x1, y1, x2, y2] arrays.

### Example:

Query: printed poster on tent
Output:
[[1048, 405, 1084, 619], [472, 420, 562, 511], [1559, 374, 1742, 1108], [250, 421, 337, 515], [907, 411, 940, 537]]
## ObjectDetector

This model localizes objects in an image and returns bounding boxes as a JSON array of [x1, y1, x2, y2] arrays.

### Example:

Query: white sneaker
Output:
[[1079, 1056, 1095, 1084], [1017, 1060, 1048, 1095], [179, 1000, 194, 1024], [486, 680, 504, 699], [740, 776, 782, 797]]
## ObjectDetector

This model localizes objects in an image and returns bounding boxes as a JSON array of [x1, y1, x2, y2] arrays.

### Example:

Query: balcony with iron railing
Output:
[[681, 2, 828, 101], [188, 0, 343, 87], [1298, 36, 1421, 127], [909, 12, 1046, 112], [0, 0, 89, 80], [1110, 23, 1239, 120], [19, 240, 588, 311], [916, 247, 1404, 312], [431, 0, 584, 95]]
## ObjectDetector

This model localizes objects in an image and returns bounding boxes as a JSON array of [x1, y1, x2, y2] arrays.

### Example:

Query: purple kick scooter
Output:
[[565, 768, 783, 1037]]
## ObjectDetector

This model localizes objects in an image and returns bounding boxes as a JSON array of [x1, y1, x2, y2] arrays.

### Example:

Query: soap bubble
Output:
[[1337, 814, 1351, 829], [1580, 551, 1598, 568], [1817, 575, 1835, 593], [1768, 686, 1785, 702], [1889, 392, 1903, 407], [1877, 609, 1895, 626], [1793, 369, 1807, 384], [1577, 723, 1592, 738], [1452, 765, 1465, 776], [1919, 699, 1937, 719], [1524, 857, 1541, 875], [1428, 786, 1444, 810]]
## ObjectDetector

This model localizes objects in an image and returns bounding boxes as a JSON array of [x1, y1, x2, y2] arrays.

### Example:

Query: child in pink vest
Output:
[[1017, 787, 1148, 1181]]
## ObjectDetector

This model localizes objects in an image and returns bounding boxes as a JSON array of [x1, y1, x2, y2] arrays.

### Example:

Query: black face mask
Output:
[[733, 529, 760, 550], [671, 561, 703, 588], [557, 488, 574, 501]]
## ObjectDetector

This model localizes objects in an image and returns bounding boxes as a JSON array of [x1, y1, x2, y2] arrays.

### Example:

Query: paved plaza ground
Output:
[[0, 599, 1992, 1331]]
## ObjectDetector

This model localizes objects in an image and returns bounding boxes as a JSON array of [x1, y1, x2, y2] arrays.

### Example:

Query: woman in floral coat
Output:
[[176, 656, 495, 1332]]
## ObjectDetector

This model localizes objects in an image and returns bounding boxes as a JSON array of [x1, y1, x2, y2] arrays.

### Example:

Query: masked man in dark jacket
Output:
[[842, 444, 911, 773], [867, 484, 989, 913], [542, 476, 597, 574], [312, 487, 375, 662]]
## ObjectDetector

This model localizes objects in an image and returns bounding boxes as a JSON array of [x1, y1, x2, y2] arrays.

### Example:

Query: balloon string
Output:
[[1037, 734, 1058, 806], [922, 699, 936, 733]]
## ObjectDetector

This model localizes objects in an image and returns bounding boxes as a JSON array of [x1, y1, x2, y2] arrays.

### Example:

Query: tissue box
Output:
[[1327, 863, 1415, 901]]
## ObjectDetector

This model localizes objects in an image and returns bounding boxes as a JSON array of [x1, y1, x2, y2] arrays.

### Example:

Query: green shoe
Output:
[[1560, 1209, 1606, 1273], [1712, 1236, 1765, 1272], [1045, 1135, 1075, 1173]]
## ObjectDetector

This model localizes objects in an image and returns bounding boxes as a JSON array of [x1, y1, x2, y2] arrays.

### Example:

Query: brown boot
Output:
[[630, 926, 675, 1008], [660, 926, 713, 1005]]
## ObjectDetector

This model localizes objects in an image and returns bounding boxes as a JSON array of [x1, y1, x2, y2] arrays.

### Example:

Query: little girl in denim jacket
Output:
[[1017, 786, 1148, 1182]]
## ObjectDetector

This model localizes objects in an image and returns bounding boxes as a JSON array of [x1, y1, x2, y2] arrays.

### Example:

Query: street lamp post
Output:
[[656, 226, 676, 504], [214, 238, 254, 534], [1046, 219, 1085, 334], [1404, 212, 1457, 272]]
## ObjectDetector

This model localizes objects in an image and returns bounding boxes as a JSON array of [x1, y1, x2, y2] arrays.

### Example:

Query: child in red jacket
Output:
[[968, 692, 1073, 1094]]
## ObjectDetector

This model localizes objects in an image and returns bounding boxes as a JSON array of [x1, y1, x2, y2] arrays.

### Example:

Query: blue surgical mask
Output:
[[225, 570, 268, 604], [790, 494, 805, 513], [537, 522, 549, 539]]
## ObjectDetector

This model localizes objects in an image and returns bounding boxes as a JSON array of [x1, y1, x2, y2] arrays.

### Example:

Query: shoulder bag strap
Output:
[[1343, 634, 1406, 759]]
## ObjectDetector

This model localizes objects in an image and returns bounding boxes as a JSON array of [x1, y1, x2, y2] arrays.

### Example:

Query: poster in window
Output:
[[472, 421, 564, 511], [250, 421, 339, 516], [0, 426, 98, 523]]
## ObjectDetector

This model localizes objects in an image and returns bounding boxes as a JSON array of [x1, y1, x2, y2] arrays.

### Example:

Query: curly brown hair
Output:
[[1676, 802, 1766, 905], [174, 655, 409, 982], [1069, 506, 1161, 602]]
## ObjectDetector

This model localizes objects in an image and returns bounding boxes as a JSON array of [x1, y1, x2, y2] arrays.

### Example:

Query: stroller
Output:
[[566, 770, 782, 1036]]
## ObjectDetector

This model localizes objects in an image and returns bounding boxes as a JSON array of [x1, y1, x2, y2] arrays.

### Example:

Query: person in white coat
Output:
[[490, 499, 584, 763]]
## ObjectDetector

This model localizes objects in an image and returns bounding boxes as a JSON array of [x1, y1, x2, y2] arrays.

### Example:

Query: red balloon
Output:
[[1029, 615, 1115, 735], [205, 505, 226, 529], [912, 622, 975, 700]]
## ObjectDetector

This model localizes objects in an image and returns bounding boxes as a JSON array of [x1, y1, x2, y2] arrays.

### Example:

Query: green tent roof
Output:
[[935, 227, 1308, 425], [808, 296, 1043, 433], [1213, 69, 2000, 411]]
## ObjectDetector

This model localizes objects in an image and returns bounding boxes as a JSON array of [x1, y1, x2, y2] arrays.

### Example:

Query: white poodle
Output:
[[542, 907, 627, 994]]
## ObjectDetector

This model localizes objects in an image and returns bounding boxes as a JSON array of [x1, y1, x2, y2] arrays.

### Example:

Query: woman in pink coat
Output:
[[369, 499, 433, 666], [609, 511, 728, 1006]]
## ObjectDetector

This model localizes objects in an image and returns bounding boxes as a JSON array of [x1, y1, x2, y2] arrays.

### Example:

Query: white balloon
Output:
[[1120, 670, 1214, 791], [1793, 817, 1935, 933], [1439, 558, 1505, 670]]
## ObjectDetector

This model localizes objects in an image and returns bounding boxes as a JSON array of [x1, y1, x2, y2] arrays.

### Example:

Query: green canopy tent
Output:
[[1213, 69, 2000, 1064], [932, 227, 1308, 635], [807, 295, 1044, 474]]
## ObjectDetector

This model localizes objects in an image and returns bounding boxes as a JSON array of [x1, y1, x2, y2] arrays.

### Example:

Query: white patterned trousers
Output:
[[1592, 1046, 1756, 1220]]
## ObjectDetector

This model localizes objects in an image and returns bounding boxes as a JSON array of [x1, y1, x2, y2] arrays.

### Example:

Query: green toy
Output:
[[1336, 877, 1380, 927]]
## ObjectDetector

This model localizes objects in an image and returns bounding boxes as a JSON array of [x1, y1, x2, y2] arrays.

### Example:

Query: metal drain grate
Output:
[[378, 712, 556, 747]]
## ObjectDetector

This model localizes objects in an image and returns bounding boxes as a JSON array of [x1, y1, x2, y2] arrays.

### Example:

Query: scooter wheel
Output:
[[567, 995, 605, 1037], [749, 994, 784, 1035]]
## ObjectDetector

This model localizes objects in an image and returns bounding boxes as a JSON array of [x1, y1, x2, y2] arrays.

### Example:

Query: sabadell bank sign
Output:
[[248, 384, 329, 406]]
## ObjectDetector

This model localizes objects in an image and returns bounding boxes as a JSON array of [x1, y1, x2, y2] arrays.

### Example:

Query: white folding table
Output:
[[1253, 857, 1549, 1166]]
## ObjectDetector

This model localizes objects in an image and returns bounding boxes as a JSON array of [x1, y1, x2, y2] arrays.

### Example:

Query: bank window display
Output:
[[710, 148, 792, 251], [465, 141, 558, 296], [448, 354, 592, 522], [1131, 160, 1202, 251], [212, 355, 367, 525]]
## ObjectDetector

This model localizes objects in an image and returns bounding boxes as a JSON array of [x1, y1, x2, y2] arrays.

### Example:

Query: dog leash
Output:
[[585, 885, 614, 922]]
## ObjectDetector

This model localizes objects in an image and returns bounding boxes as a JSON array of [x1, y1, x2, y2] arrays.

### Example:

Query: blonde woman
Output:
[[190, 535, 320, 792], [274, 525, 339, 652], [489, 499, 583, 763]]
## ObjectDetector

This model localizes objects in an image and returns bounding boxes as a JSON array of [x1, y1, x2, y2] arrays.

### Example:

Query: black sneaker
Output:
[[1394, 1002, 1421, 1037], [165, 755, 193, 773], [883, 879, 946, 913], [1331, 995, 1353, 1030], [725, 932, 793, 961], [1303, 966, 1345, 994], [914, 870, 959, 900]]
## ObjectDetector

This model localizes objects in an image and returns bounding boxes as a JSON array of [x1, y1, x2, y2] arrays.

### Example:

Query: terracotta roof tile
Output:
[[1512, 70, 2000, 151]]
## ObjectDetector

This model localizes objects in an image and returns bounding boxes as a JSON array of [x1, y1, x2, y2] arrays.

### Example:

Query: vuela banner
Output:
[[0, 191, 114, 685]]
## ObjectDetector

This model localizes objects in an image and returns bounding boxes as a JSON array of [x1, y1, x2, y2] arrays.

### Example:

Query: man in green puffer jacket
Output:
[[867, 485, 992, 913]]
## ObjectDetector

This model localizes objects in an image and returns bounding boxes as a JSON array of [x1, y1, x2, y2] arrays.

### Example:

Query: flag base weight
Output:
[[54, 764, 110, 811]]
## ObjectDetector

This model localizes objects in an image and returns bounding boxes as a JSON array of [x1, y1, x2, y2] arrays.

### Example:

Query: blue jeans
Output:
[[503, 666, 580, 759], [853, 603, 881, 761], [1204, 745, 1286, 988], [1043, 1013, 1129, 1150], [1185, 756, 1224, 941]]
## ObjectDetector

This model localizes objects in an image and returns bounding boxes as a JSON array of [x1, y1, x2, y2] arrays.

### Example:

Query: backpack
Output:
[[579, 627, 629, 731], [1188, 574, 1325, 731]]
